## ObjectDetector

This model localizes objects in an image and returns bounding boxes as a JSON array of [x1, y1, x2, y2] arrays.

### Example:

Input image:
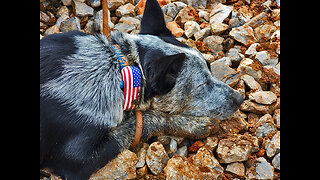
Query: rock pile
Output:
[[40, 0, 280, 179]]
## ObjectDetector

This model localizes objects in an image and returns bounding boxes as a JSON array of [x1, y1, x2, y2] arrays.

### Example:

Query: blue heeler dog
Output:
[[40, 0, 244, 179]]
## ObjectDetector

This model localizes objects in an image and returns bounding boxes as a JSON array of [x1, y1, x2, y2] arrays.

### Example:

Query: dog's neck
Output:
[[109, 31, 148, 110]]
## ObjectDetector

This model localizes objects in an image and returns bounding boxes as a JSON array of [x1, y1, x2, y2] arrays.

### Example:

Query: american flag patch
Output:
[[121, 66, 142, 111]]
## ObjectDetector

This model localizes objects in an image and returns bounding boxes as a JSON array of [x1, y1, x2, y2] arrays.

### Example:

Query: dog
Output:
[[40, 0, 244, 179]]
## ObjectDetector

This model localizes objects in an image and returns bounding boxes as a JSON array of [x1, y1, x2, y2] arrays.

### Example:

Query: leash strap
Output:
[[130, 110, 143, 149]]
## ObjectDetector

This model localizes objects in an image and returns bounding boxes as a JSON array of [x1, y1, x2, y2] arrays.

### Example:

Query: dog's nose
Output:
[[234, 93, 244, 107]]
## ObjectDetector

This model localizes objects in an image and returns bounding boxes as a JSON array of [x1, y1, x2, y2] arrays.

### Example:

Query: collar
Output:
[[113, 44, 143, 149], [113, 45, 142, 111]]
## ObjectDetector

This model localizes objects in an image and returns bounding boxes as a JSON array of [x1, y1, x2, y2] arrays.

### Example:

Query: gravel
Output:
[[40, 0, 280, 179]]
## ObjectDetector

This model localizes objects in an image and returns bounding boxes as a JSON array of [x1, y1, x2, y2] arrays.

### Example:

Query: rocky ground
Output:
[[40, 0, 280, 179]]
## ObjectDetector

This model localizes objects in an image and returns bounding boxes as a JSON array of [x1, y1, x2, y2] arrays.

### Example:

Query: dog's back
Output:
[[40, 31, 125, 180]]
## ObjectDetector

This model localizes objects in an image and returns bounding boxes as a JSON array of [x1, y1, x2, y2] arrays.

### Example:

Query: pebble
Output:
[[90, 149, 138, 180], [209, 3, 233, 24], [72, 0, 94, 17], [226, 162, 245, 177], [272, 153, 280, 170], [174, 5, 197, 27], [229, 25, 256, 47], [249, 91, 277, 105], [254, 114, 277, 138], [162, 2, 187, 19], [192, 147, 224, 172], [60, 17, 81, 32], [246, 157, 274, 180], [164, 155, 223, 179], [116, 3, 136, 17], [210, 22, 229, 35], [242, 74, 262, 91], [216, 136, 253, 163], [146, 142, 169, 175], [265, 131, 280, 158]]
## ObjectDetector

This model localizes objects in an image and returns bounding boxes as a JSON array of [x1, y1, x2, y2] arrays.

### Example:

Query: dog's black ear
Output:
[[145, 53, 186, 101], [139, 0, 172, 36]]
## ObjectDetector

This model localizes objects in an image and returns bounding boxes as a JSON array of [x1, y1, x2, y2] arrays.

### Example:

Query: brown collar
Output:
[[130, 110, 143, 149]]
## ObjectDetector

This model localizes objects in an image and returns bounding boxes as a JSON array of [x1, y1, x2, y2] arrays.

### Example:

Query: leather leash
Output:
[[130, 110, 143, 148]]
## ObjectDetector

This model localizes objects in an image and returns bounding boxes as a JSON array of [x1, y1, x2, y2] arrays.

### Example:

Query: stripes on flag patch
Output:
[[121, 66, 142, 111]]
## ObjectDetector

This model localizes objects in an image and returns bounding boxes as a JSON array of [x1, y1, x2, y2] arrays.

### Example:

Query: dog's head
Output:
[[136, 0, 243, 120]]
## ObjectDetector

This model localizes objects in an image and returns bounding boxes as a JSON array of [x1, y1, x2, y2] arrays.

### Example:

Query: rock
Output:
[[210, 61, 236, 83], [174, 5, 197, 28], [146, 142, 169, 175], [136, 165, 148, 179], [118, 16, 140, 29], [246, 157, 274, 180], [199, 10, 210, 22], [273, 109, 280, 128], [166, 21, 184, 37], [194, 27, 211, 41], [237, 58, 263, 82], [116, 3, 136, 17], [249, 91, 277, 105], [209, 3, 233, 24], [90, 149, 138, 180], [240, 100, 272, 114], [244, 12, 269, 29], [226, 48, 244, 65], [203, 35, 224, 55], [60, 17, 81, 32], [254, 114, 277, 138], [43, 25, 60, 36], [255, 51, 278, 66], [175, 146, 188, 157], [72, 0, 94, 17], [245, 43, 261, 57], [164, 155, 223, 179], [40, 11, 50, 24], [202, 53, 215, 64], [254, 23, 277, 43], [229, 25, 256, 47], [187, 0, 207, 8], [272, 153, 280, 170], [205, 136, 219, 152], [191, 147, 224, 172], [216, 135, 253, 163], [188, 140, 204, 153], [265, 131, 280, 158], [136, 143, 149, 168], [211, 22, 229, 35], [226, 162, 245, 177], [169, 138, 178, 153], [137, 0, 171, 15], [162, 2, 187, 19], [61, 0, 72, 6], [242, 74, 262, 91], [219, 112, 248, 134], [108, 0, 125, 11], [88, 0, 101, 8], [184, 21, 200, 38]]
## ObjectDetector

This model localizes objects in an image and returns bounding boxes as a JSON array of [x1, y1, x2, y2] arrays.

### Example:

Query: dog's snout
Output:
[[234, 93, 244, 107]]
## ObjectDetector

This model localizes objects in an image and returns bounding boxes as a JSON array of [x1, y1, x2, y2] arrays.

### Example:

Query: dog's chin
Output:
[[182, 109, 238, 121]]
